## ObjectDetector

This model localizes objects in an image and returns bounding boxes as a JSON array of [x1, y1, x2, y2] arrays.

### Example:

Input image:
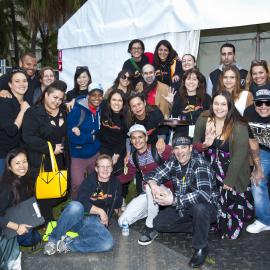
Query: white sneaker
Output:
[[246, 220, 270, 234]]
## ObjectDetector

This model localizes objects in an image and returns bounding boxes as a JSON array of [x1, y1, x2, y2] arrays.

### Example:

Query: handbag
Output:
[[17, 228, 41, 249], [35, 141, 67, 199]]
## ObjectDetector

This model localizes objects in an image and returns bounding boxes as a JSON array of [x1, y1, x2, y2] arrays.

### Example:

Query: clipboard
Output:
[[3, 197, 45, 239]]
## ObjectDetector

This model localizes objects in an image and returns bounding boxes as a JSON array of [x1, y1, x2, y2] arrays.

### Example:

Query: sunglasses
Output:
[[121, 74, 131, 80], [76, 66, 89, 71], [254, 100, 270, 107]]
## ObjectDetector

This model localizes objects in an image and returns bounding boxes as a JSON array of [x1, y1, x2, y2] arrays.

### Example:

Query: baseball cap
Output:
[[89, 83, 104, 94], [172, 135, 192, 148], [127, 124, 147, 137], [254, 89, 270, 101]]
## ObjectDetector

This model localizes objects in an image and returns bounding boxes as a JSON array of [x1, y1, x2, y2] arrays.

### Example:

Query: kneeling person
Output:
[[146, 135, 219, 268], [44, 154, 122, 255]]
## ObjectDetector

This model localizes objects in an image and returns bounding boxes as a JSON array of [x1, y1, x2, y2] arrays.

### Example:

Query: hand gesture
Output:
[[172, 75, 180, 83], [162, 87, 176, 104], [72, 127, 81, 136], [203, 119, 216, 147], [0, 90, 12, 98], [17, 224, 32, 235], [66, 99, 75, 112], [54, 143, 64, 155], [156, 138, 165, 154], [112, 153, 120, 165]]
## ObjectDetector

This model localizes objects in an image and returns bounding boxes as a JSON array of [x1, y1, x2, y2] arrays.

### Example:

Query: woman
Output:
[[104, 69, 134, 99], [172, 68, 211, 137], [67, 83, 103, 199], [98, 89, 127, 175], [0, 69, 30, 176], [43, 154, 122, 256], [22, 80, 69, 224], [248, 60, 270, 96], [153, 40, 182, 90], [122, 39, 149, 88], [218, 65, 253, 116], [66, 66, 92, 110], [32, 66, 55, 105], [193, 90, 253, 239], [127, 93, 167, 150], [0, 149, 33, 270]]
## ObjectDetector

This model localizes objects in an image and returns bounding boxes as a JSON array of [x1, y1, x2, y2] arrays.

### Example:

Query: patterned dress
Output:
[[206, 138, 253, 239]]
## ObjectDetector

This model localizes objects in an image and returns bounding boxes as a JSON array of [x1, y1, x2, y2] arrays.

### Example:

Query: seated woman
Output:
[[0, 149, 34, 270], [193, 90, 253, 239], [43, 154, 122, 255], [153, 40, 182, 90], [104, 69, 134, 99], [171, 68, 211, 138], [0, 69, 30, 176], [22, 80, 69, 224]]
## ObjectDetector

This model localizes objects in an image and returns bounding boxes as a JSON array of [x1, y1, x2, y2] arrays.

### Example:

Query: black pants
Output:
[[153, 203, 217, 249]]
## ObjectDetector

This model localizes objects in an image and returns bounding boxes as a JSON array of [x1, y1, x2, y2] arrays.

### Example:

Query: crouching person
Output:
[[44, 154, 122, 255], [145, 135, 219, 268]]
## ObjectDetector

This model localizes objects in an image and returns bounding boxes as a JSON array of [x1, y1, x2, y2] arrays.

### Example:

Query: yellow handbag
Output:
[[35, 141, 67, 199]]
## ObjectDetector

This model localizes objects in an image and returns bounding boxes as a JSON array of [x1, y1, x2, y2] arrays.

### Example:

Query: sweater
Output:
[[193, 113, 250, 192]]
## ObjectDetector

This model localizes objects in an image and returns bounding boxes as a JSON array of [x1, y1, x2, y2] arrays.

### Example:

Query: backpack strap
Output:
[[150, 144, 163, 165]]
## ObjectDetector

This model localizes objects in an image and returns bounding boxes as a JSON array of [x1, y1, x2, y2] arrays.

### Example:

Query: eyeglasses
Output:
[[254, 100, 270, 107], [97, 165, 112, 170], [76, 66, 89, 71], [131, 47, 143, 51], [121, 74, 131, 80]]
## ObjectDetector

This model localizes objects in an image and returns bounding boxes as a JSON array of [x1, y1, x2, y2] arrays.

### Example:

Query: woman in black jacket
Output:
[[0, 69, 30, 176], [0, 148, 33, 270], [22, 80, 69, 224]]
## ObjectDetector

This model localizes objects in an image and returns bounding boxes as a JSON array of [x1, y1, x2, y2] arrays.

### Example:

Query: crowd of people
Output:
[[0, 40, 270, 269]]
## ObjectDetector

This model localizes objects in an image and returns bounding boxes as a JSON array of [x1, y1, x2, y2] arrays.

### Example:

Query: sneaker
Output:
[[138, 226, 158, 246], [56, 236, 72, 254], [246, 220, 270, 234], [44, 241, 57, 255]]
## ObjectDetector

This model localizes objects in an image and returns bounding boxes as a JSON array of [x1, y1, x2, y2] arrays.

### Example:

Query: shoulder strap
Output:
[[150, 144, 163, 165], [77, 109, 86, 127], [129, 58, 142, 73], [132, 150, 141, 172]]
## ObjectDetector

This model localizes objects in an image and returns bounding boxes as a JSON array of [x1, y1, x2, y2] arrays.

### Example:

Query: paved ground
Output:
[[22, 218, 270, 270]]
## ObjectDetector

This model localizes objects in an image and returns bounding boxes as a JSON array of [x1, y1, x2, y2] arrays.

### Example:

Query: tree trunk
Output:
[[31, 26, 38, 52], [10, 0, 19, 65]]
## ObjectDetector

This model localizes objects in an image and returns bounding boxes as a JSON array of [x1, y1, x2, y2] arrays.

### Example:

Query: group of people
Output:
[[0, 39, 270, 269]]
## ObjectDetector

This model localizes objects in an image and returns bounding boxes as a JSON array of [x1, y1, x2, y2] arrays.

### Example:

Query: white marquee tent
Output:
[[58, 0, 270, 90]]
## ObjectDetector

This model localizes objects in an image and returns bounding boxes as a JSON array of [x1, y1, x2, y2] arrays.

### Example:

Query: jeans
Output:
[[251, 149, 270, 225], [49, 201, 114, 253], [153, 203, 217, 249]]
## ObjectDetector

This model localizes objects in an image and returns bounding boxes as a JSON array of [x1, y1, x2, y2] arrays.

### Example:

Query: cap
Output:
[[172, 135, 192, 148], [89, 83, 104, 94], [127, 124, 147, 137], [254, 89, 270, 101]]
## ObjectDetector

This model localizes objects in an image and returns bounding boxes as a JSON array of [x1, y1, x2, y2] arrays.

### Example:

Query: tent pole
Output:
[[255, 25, 261, 60]]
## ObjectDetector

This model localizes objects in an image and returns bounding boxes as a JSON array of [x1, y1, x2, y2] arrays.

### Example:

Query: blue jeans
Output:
[[251, 149, 270, 225], [49, 201, 114, 253]]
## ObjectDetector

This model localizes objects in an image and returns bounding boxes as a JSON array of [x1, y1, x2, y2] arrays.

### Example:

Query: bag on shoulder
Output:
[[36, 141, 68, 199]]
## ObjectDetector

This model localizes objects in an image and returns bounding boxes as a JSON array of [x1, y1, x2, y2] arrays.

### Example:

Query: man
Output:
[[145, 135, 219, 268], [137, 64, 172, 119], [244, 88, 270, 234], [0, 52, 40, 105], [118, 124, 172, 245], [207, 43, 248, 96]]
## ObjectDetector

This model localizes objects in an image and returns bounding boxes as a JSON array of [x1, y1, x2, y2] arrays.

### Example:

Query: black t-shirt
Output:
[[172, 93, 211, 136], [244, 105, 270, 151], [66, 88, 88, 101]]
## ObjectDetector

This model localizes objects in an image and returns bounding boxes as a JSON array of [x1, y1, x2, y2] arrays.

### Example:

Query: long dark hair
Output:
[[205, 90, 247, 143], [101, 89, 127, 126], [0, 148, 33, 206], [112, 69, 134, 94], [73, 66, 92, 96], [153, 40, 178, 67], [180, 68, 206, 105]]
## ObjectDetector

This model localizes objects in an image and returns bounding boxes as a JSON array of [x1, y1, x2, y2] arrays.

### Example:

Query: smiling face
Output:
[[9, 152, 29, 177], [77, 71, 91, 90], [173, 145, 192, 165], [252, 66, 268, 86], [213, 95, 229, 120], [88, 90, 103, 108], [255, 100, 270, 118], [110, 92, 123, 113], [223, 70, 236, 93], [130, 42, 143, 60], [8, 72, 28, 97], [182, 54, 196, 71], [142, 64, 155, 85], [119, 72, 131, 88], [41, 69, 55, 87], [129, 97, 146, 119], [44, 89, 64, 112], [130, 131, 148, 152], [185, 72, 198, 95], [157, 44, 169, 62], [95, 158, 113, 182], [21, 55, 37, 78]]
